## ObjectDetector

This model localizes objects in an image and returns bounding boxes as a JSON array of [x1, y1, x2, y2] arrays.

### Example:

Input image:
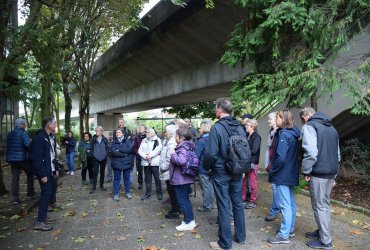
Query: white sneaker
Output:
[[70, 171, 74, 176], [176, 220, 196, 231]]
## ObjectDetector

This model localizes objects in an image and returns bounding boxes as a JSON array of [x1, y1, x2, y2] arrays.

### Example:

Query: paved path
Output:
[[0, 168, 369, 250]]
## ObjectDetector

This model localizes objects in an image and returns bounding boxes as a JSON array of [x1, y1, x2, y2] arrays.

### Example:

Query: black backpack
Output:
[[219, 121, 252, 175]]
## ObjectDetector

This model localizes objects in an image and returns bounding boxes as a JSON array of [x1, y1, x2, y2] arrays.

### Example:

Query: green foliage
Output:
[[164, 101, 215, 119], [341, 138, 370, 184], [222, 0, 370, 115]]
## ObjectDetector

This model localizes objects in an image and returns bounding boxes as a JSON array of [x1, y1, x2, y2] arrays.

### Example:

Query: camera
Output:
[[52, 159, 64, 171]]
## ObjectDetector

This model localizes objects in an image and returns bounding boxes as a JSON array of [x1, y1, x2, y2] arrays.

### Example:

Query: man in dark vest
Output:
[[300, 107, 340, 250]]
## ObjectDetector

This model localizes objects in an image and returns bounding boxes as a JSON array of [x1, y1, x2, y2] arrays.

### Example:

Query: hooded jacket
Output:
[[195, 133, 210, 174], [159, 136, 177, 181], [203, 116, 246, 175], [269, 126, 300, 186], [301, 112, 340, 179], [169, 140, 195, 185]]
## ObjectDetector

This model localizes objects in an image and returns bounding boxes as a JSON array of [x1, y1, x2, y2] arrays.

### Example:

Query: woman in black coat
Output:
[[111, 128, 134, 201]]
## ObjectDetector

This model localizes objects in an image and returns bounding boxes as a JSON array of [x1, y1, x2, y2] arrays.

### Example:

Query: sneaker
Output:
[[176, 220, 196, 231], [265, 213, 279, 221], [34, 222, 53, 231], [141, 195, 150, 201], [126, 193, 132, 200], [267, 235, 290, 244], [276, 229, 295, 237], [165, 211, 179, 219], [70, 171, 74, 176], [197, 206, 211, 212], [307, 240, 333, 250], [12, 197, 21, 205], [305, 229, 320, 239], [89, 189, 96, 194], [113, 194, 120, 201], [100, 186, 107, 191], [244, 202, 256, 209], [138, 183, 143, 189]]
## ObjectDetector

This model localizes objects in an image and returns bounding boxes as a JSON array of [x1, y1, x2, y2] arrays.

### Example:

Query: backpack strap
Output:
[[218, 120, 232, 137]]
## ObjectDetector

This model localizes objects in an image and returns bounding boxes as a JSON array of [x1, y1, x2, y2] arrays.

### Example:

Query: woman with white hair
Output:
[[159, 124, 181, 219], [264, 112, 281, 221], [138, 128, 163, 200], [90, 126, 109, 194]]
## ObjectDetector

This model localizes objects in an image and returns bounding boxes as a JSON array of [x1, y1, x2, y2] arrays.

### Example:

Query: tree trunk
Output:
[[40, 78, 53, 119], [0, 166, 9, 196], [62, 80, 72, 133], [311, 89, 318, 111]]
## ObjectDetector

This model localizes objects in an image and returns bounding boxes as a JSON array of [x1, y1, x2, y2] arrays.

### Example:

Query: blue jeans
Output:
[[276, 184, 296, 239], [66, 151, 75, 172], [199, 174, 215, 209], [113, 168, 131, 195], [269, 183, 280, 216], [213, 173, 246, 249], [175, 184, 194, 223], [37, 177, 53, 222]]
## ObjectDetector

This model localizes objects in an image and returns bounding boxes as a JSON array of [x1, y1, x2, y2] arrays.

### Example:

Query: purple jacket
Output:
[[169, 140, 195, 186]]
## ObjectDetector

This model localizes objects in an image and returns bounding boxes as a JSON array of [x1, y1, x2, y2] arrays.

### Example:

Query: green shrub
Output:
[[341, 138, 370, 184]]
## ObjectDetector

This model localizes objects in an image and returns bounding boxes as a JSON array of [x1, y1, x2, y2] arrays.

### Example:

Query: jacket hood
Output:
[[281, 126, 300, 139], [177, 140, 194, 151], [308, 112, 332, 126], [219, 116, 241, 127]]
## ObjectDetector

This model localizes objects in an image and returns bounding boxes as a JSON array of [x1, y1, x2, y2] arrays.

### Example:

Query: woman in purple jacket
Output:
[[169, 126, 196, 231]]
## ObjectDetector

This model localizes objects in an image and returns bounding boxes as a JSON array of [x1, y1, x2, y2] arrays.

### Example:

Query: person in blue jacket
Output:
[[267, 110, 300, 245], [6, 118, 36, 205], [64, 131, 76, 175], [195, 119, 215, 212], [111, 128, 134, 201]]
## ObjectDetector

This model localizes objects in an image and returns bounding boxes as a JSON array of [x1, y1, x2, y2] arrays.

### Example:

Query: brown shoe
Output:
[[34, 222, 53, 231]]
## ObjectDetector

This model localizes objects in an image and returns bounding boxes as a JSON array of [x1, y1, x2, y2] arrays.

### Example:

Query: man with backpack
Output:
[[204, 97, 248, 250]]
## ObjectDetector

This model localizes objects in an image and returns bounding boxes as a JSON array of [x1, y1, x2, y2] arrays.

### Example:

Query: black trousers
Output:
[[50, 175, 57, 204], [11, 162, 34, 197], [92, 158, 107, 190], [166, 180, 180, 213], [81, 157, 93, 181], [143, 165, 162, 197], [136, 158, 143, 184], [37, 177, 52, 222]]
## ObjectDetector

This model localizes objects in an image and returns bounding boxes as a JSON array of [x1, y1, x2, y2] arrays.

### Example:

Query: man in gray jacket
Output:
[[300, 107, 340, 250]]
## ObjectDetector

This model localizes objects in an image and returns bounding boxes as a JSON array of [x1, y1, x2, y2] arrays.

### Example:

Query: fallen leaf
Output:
[[173, 232, 185, 237], [74, 236, 87, 243], [137, 235, 146, 243], [90, 235, 95, 238], [10, 215, 21, 220], [190, 229, 197, 234], [28, 244, 34, 248], [145, 245, 160, 250], [66, 203, 74, 207], [350, 229, 364, 235], [120, 224, 125, 228], [194, 233, 202, 239], [2, 227, 9, 230], [16, 227, 27, 232], [162, 235, 168, 239], [51, 229, 62, 236], [160, 224, 166, 228], [116, 236, 126, 241], [81, 211, 89, 218], [296, 212, 302, 217], [0, 235, 7, 239]]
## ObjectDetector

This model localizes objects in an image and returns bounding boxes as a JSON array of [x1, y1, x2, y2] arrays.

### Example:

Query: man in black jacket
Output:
[[300, 107, 340, 250], [31, 117, 58, 231], [204, 97, 246, 250]]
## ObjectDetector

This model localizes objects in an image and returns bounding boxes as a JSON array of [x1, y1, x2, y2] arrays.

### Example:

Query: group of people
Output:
[[5, 98, 340, 250]]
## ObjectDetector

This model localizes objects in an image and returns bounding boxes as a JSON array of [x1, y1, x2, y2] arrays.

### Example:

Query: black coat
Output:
[[248, 131, 261, 164], [111, 138, 133, 170]]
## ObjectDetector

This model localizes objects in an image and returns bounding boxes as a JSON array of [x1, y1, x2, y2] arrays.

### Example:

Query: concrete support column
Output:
[[94, 113, 122, 136]]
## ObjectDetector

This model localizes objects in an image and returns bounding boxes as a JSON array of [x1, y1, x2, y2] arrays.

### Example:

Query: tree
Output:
[[164, 101, 216, 119], [221, 0, 370, 115]]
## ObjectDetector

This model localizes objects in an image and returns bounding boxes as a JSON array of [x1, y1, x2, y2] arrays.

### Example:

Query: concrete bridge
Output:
[[87, 0, 247, 115], [85, 0, 370, 147]]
